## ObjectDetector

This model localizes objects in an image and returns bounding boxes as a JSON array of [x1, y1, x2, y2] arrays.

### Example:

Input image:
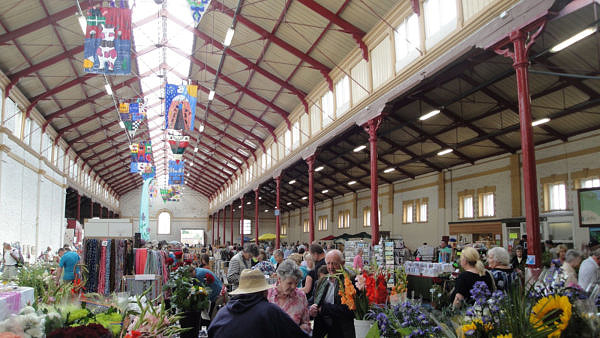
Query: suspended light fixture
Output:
[[264, 209, 269, 212], [353, 145, 366, 152], [419, 109, 441, 121], [198, 123, 205, 133], [322, 189, 329, 194], [194, 147, 199, 152], [119, 120, 126, 129], [246, 201, 251, 205], [550, 27, 597, 53], [348, 181, 357, 185], [77, 14, 87, 34], [532, 118, 550, 126], [289, 179, 296, 184], [437, 148, 453, 156], [302, 196, 307, 200], [104, 83, 113, 96], [384, 168, 395, 173], [315, 166, 324, 172], [224, 27, 235, 47], [208, 90, 215, 101], [287, 202, 292, 205]]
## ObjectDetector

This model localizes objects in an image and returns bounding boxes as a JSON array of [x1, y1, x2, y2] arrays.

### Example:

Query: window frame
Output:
[[458, 190, 475, 219], [541, 174, 569, 212], [402, 200, 414, 224], [158, 211, 172, 235]]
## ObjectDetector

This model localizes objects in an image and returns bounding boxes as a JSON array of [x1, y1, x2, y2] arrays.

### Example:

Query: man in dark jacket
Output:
[[208, 269, 308, 338], [310, 249, 355, 338]]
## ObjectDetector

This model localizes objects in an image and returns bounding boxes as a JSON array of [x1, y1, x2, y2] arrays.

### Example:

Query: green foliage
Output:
[[163, 266, 210, 312]]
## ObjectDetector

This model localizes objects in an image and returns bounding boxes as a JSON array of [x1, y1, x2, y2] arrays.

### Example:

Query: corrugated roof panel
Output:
[[0, 1, 47, 35], [310, 29, 355, 69], [288, 67, 322, 94], [340, 0, 398, 33], [238, 0, 284, 33]]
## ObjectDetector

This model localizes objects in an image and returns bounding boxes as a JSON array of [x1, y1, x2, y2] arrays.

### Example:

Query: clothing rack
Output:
[[82, 237, 133, 295], [121, 274, 162, 300]]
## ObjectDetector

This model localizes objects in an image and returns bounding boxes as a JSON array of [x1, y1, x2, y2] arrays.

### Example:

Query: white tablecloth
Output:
[[0, 287, 35, 321]]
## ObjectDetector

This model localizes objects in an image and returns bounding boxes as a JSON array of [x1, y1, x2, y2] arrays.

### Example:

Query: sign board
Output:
[[509, 233, 518, 239], [274, 209, 280, 216], [526, 255, 536, 265]]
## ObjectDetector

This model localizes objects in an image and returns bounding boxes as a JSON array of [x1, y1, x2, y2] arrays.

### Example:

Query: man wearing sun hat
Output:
[[208, 269, 308, 337]]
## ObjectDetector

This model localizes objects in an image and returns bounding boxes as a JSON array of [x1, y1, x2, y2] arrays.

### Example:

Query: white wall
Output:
[[0, 128, 66, 256], [280, 130, 600, 250], [119, 187, 209, 243]]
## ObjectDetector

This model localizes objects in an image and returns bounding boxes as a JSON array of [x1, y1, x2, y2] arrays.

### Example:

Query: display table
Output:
[[0, 287, 35, 321]]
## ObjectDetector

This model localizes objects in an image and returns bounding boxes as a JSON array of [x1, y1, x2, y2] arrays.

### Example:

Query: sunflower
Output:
[[529, 295, 572, 337], [461, 319, 493, 335]]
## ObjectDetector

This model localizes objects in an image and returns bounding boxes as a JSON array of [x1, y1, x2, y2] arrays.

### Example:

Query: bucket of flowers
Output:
[[162, 266, 210, 338], [338, 266, 389, 338]]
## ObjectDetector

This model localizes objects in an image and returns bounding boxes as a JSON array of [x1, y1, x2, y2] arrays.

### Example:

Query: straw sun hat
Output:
[[230, 269, 273, 295]]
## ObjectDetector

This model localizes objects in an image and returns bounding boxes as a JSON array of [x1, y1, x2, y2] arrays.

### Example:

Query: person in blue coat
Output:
[[208, 269, 308, 338], [195, 267, 222, 302]]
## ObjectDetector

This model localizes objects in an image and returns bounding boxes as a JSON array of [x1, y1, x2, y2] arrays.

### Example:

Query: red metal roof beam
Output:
[[296, 0, 367, 61]]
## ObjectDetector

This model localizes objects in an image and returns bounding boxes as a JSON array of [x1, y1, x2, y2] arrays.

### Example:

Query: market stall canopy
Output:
[[334, 233, 353, 240], [258, 233, 287, 241], [320, 235, 336, 241], [350, 232, 372, 239]]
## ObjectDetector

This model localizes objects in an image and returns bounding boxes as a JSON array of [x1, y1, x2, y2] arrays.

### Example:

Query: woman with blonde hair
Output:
[[452, 247, 495, 308]]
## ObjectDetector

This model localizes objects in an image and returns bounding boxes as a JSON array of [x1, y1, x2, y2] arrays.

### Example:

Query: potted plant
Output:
[[163, 266, 210, 338]]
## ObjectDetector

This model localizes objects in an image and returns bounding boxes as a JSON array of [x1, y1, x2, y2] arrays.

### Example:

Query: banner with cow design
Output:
[[83, 6, 131, 75]]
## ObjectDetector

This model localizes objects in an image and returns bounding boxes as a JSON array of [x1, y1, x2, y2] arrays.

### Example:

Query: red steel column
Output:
[[493, 24, 544, 269], [512, 30, 541, 269], [306, 156, 316, 244], [275, 176, 281, 249], [212, 213, 216, 245], [215, 211, 220, 246], [76, 192, 81, 223], [230, 203, 234, 245], [364, 116, 383, 246], [222, 207, 226, 246], [254, 188, 260, 245], [240, 196, 245, 245]]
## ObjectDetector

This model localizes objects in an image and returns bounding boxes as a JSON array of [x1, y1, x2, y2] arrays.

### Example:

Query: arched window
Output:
[[158, 211, 171, 234]]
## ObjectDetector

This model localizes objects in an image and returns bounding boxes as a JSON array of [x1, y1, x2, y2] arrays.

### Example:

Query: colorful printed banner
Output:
[[160, 185, 182, 202], [130, 162, 155, 179], [165, 84, 197, 131], [83, 6, 131, 75], [119, 102, 145, 137], [130, 142, 153, 164], [187, 0, 212, 26], [168, 160, 185, 185], [167, 133, 190, 162]]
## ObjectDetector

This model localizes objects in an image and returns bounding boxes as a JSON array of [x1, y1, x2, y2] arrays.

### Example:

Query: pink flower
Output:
[[355, 274, 366, 291]]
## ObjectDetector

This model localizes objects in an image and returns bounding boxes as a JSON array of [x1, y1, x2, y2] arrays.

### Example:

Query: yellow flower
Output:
[[496, 335, 512, 338], [529, 295, 572, 337], [461, 319, 493, 334]]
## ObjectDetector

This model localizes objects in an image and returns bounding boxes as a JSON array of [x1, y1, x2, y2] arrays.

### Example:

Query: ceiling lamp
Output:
[[224, 27, 235, 47], [287, 202, 292, 205], [264, 209, 269, 212], [315, 166, 324, 172], [437, 148, 453, 156], [119, 120, 125, 129], [208, 90, 215, 101], [104, 83, 113, 96], [353, 145, 366, 152], [77, 14, 87, 34], [289, 179, 296, 184], [419, 109, 441, 121], [532, 118, 550, 126], [348, 180, 356, 185], [246, 201, 251, 205], [198, 123, 205, 133], [383, 168, 395, 173], [302, 196, 307, 200], [550, 27, 597, 53], [194, 147, 199, 152], [322, 189, 329, 194]]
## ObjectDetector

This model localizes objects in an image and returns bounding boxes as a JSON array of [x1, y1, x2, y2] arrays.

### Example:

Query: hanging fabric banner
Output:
[[130, 141, 154, 177], [83, 6, 132, 75], [167, 132, 189, 162], [164, 83, 197, 131], [139, 177, 153, 241], [187, 0, 212, 26], [168, 160, 185, 185], [160, 185, 182, 202], [119, 101, 145, 137]]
